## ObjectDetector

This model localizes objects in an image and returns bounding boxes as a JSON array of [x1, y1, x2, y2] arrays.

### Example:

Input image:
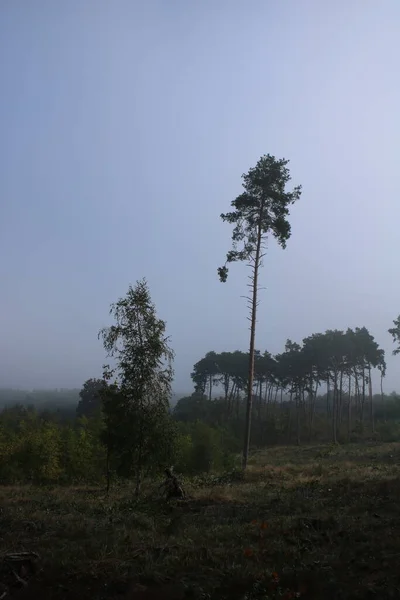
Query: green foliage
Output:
[[389, 315, 400, 355], [61, 418, 105, 482], [189, 421, 222, 473], [218, 154, 302, 283], [174, 421, 237, 474], [76, 378, 103, 418], [191, 352, 220, 398], [98, 279, 175, 493], [0, 407, 106, 484]]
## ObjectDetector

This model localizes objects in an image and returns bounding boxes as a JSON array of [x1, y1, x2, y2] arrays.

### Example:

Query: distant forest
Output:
[[0, 388, 79, 414], [0, 388, 185, 413]]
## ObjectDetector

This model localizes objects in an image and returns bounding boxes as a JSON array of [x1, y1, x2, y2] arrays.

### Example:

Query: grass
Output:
[[2, 442, 400, 599]]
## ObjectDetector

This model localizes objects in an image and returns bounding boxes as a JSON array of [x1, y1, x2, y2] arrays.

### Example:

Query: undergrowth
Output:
[[1, 441, 400, 599]]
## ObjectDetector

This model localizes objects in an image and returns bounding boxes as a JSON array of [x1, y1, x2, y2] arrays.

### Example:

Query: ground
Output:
[[1, 442, 400, 599]]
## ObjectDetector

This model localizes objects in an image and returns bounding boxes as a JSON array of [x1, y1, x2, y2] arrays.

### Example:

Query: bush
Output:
[[183, 421, 236, 474], [376, 420, 400, 442]]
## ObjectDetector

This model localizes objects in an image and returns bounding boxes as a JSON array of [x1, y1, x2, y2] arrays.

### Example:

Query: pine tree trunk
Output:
[[354, 370, 360, 420], [332, 373, 338, 444], [326, 376, 330, 420], [339, 370, 343, 424], [288, 390, 293, 442], [273, 386, 278, 407], [368, 364, 374, 433], [348, 373, 352, 442], [243, 207, 264, 470], [361, 366, 366, 424], [228, 382, 236, 417], [309, 379, 318, 442], [255, 381, 261, 422], [296, 391, 301, 446], [224, 375, 230, 418]]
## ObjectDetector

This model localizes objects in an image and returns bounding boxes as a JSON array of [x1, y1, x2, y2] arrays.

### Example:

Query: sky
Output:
[[1, 0, 400, 393]]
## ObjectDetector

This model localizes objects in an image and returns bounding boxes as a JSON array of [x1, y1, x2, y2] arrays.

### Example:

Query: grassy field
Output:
[[1, 442, 400, 599]]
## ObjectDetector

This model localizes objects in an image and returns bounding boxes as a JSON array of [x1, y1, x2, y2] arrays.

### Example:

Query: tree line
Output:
[[191, 327, 386, 444], [0, 388, 79, 415]]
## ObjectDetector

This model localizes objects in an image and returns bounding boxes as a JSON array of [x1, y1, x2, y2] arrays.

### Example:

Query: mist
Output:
[[1, 0, 399, 393]]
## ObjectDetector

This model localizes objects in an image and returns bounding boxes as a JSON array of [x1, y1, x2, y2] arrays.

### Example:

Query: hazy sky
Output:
[[1, 1, 400, 392]]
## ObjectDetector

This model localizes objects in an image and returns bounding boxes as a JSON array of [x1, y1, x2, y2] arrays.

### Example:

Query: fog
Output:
[[1, 1, 399, 393]]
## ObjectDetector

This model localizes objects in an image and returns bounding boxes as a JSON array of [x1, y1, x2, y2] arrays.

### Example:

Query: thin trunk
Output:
[[273, 386, 279, 406], [354, 370, 360, 420], [228, 382, 236, 416], [236, 389, 240, 420], [339, 369, 343, 424], [288, 390, 293, 442], [381, 372, 385, 422], [326, 375, 330, 419], [361, 365, 366, 423], [243, 205, 264, 470], [272, 386, 278, 423], [267, 384, 274, 404], [296, 388, 301, 446], [223, 374, 230, 416], [332, 372, 337, 444], [347, 373, 352, 442], [368, 364, 374, 433], [254, 381, 261, 422], [209, 375, 212, 402], [309, 379, 318, 441]]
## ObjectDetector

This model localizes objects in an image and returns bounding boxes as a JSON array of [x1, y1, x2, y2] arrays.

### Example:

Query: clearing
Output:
[[1, 442, 400, 599]]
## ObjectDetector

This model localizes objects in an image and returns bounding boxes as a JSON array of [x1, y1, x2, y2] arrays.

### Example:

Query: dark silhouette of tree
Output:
[[218, 154, 302, 468], [191, 352, 220, 400], [76, 378, 103, 419], [173, 393, 209, 423]]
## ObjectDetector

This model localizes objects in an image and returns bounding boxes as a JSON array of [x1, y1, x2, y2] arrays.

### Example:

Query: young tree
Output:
[[98, 279, 175, 496], [377, 349, 387, 423], [218, 154, 301, 468]]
